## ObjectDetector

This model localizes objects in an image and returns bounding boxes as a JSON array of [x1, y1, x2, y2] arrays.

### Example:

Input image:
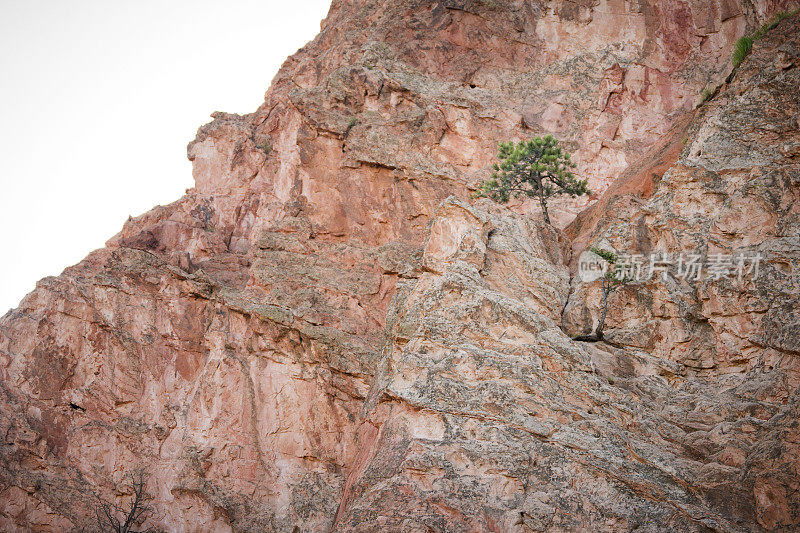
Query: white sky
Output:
[[0, 0, 332, 313]]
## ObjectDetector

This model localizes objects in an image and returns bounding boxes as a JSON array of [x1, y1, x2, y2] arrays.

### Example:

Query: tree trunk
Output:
[[535, 174, 551, 225], [595, 287, 609, 340]]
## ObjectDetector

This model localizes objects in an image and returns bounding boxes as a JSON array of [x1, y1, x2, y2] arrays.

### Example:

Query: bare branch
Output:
[[95, 470, 153, 533]]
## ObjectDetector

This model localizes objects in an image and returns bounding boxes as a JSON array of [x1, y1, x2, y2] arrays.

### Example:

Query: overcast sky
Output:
[[0, 0, 331, 313]]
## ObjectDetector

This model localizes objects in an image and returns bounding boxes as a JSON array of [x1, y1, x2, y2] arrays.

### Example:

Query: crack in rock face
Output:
[[1, 1, 799, 532]]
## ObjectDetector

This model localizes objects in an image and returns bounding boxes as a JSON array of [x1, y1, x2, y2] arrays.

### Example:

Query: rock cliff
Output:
[[1, 1, 798, 531]]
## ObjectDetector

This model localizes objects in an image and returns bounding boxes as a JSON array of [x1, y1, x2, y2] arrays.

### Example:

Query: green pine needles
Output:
[[476, 135, 590, 224]]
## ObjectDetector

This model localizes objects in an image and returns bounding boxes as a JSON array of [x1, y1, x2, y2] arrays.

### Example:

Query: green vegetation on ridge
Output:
[[732, 9, 799, 67]]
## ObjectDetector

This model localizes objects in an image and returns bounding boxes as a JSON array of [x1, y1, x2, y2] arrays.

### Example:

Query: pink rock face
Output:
[[564, 15, 800, 374], [1, 1, 798, 532], [561, 16, 800, 529]]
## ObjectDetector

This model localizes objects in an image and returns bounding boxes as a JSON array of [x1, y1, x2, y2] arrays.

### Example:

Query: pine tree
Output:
[[476, 135, 590, 224], [590, 247, 629, 340]]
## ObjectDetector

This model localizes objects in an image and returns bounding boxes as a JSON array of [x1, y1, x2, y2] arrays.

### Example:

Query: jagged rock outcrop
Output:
[[1, 1, 798, 532], [564, 15, 800, 375], [335, 197, 794, 532], [562, 15, 800, 530]]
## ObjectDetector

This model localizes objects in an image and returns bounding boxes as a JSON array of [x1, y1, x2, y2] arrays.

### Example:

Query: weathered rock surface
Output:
[[562, 15, 800, 530], [564, 15, 800, 376], [336, 197, 796, 532], [1, 1, 799, 532]]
